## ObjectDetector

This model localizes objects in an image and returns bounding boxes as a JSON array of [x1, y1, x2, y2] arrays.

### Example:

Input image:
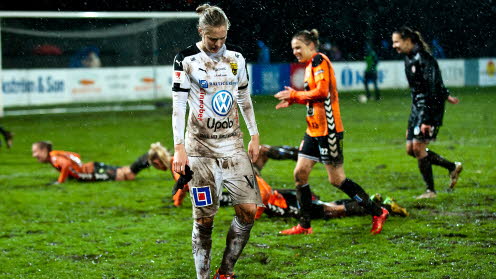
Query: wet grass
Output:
[[1, 87, 495, 278]]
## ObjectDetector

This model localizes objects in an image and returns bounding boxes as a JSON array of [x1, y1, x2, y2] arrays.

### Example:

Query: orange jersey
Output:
[[255, 176, 287, 219], [290, 52, 344, 136], [48, 150, 94, 183]]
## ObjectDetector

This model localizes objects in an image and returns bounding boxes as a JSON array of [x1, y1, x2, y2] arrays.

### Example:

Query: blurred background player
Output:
[[392, 27, 463, 199], [274, 29, 388, 235], [171, 4, 262, 279], [31, 141, 150, 184], [0, 126, 14, 149], [363, 42, 380, 101]]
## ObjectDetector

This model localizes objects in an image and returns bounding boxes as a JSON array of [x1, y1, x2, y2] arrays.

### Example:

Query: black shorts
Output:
[[77, 162, 119, 181], [298, 132, 344, 166], [406, 123, 440, 142]]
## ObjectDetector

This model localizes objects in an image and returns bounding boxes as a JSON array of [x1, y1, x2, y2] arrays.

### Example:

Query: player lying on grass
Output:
[[150, 142, 408, 220], [32, 141, 150, 185]]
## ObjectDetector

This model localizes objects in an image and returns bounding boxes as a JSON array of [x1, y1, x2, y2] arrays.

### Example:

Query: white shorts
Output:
[[188, 152, 263, 218]]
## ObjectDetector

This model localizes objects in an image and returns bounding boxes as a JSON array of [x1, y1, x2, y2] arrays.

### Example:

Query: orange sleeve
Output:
[[289, 79, 329, 104], [56, 157, 72, 183]]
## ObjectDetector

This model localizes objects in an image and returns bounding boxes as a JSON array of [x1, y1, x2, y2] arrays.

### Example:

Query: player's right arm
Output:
[[171, 52, 190, 174], [54, 157, 72, 184]]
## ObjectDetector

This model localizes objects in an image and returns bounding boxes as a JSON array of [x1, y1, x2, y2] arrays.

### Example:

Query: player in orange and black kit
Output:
[[275, 29, 389, 235], [32, 141, 150, 185]]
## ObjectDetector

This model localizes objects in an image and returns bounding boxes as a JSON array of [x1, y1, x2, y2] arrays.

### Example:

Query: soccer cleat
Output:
[[383, 196, 409, 217], [416, 190, 437, 199], [213, 269, 237, 279], [279, 224, 313, 235], [370, 207, 389, 235], [449, 162, 463, 190]]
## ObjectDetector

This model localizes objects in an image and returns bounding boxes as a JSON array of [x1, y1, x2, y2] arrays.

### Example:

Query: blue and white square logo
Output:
[[199, 80, 209, 89], [192, 186, 213, 207]]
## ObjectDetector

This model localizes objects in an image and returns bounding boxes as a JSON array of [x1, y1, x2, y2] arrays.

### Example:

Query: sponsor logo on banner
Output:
[[2, 76, 64, 94], [212, 90, 233, 116], [134, 76, 161, 92], [173, 71, 185, 83], [72, 77, 101, 94], [487, 60, 495, 76], [192, 186, 213, 207]]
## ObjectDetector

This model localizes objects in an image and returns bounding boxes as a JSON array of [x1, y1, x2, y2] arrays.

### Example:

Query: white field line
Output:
[[5, 105, 157, 116]]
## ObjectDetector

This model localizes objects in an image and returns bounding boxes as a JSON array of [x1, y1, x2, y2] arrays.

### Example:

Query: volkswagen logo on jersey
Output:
[[192, 186, 213, 207], [212, 90, 233, 116]]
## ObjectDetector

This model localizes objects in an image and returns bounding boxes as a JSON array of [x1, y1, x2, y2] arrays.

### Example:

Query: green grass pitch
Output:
[[1, 87, 495, 278]]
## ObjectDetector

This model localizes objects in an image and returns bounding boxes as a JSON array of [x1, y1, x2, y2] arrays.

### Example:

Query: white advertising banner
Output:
[[479, 58, 496, 86], [438, 59, 465, 87], [331, 61, 408, 91], [2, 66, 173, 107], [331, 59, 464, 92]]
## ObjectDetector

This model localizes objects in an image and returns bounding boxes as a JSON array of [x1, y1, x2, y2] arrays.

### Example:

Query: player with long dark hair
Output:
[[392, 27, 462, 199], [274, 29, 388, 235], [171, 4, 262, 279]]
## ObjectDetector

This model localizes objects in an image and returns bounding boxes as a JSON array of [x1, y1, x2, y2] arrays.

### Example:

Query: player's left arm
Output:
[[275, 58, 331, 104], [236, 54, 260, 162]]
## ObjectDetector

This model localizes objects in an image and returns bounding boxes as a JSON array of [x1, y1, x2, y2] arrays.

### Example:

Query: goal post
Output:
[[0, 11, 198, 116]]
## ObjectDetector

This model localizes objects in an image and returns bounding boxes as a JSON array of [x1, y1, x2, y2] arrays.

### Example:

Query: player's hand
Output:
[[447, 95, 459, 104], [248, 134, 260, 163], [420, 124, 432, 136], [274, 86, 295, 101], [173, 144, 188, 175], [275, 100, 290, 109], [172, 165, 194, 195]]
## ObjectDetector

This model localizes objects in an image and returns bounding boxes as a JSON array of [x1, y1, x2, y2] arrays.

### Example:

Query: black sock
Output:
[[343, 200, 367, 216], [339, 178, 382, 216], [296, 184, 313, 228], [0, 126, 7, 137], [418, 156, 435, 192], [130, 153, 150, 174], [426, 149, 456, 172]]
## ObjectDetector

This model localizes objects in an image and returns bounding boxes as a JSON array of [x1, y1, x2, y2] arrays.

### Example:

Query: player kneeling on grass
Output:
[[31, 141, 150, 185]]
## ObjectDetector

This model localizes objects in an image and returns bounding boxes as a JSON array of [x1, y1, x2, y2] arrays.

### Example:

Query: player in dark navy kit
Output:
[[392, 27, 463, 199], [275, 29, 388, 235]]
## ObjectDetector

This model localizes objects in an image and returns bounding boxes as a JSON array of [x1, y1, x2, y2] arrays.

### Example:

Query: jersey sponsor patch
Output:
[[212, 90, 233, 116], [173, 71, 186, 83], [230, 62, 238, 75], [199, 80, 208, 88], [192, 186, 213, 207]]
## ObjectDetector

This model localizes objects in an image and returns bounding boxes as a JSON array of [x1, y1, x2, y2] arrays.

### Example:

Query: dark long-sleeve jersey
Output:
[[404, 47, 450, 127]]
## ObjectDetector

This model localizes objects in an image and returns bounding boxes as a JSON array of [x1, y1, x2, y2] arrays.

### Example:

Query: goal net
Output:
[[0, 11, 198, 116]]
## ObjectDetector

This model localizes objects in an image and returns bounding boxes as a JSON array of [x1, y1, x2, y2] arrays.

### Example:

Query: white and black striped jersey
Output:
[[172, 42, 258, 157]]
